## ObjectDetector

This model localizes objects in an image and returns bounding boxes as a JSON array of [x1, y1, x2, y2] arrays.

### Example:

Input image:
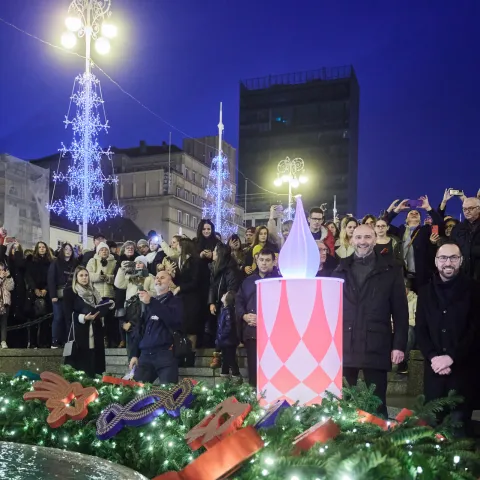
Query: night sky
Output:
[[0, 0, 479, 218]]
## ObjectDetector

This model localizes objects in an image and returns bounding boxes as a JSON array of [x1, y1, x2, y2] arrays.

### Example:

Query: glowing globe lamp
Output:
[[256, 196, 344, 405]]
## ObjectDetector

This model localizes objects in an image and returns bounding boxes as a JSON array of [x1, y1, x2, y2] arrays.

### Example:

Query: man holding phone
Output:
[[385, 195, 443, 292]]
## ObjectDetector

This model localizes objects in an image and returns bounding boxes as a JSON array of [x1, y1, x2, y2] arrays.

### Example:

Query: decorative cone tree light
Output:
[[48, 0, 122, 248], [256, 195, 344, 405], [202, 103, 237, 240]]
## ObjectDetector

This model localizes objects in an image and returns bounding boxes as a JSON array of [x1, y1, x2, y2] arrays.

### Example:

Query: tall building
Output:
[[238, 66, 359, 218]]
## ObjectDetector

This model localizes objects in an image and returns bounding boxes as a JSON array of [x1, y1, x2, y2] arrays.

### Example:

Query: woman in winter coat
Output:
[[48, 243, 78, 348], [315, 240, 339, 277], [0, 263, 14, 349], [146, 237, 166, 275], [113, 240, 137, 348], [114, 255, 156, 353], [194, 219, 218, 347], [0, 240, 27, 347], [208, 242, 242, 368], [86, 242, 117, 347], [169, 238, 201, 354], [227, 234, 246, 273], [335, 217, 358, 259], [25, 241, 53, 348], [63, 266, 107, 377]]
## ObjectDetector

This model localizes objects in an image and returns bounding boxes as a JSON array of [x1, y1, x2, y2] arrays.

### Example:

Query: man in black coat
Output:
[[415, 240, 480, 435], [129, 270, 182, 384], [450, 197, 480, 281], [333, 225, 409, 417], [81, 234, 106, 266]]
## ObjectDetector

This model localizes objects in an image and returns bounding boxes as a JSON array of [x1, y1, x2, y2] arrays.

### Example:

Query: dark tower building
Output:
[[238, 66, 359, 217]]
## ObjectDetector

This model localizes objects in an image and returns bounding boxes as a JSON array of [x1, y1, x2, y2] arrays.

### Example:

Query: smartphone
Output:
[[431, 225, 439, 236], [407, 200, 422, 209], [449, 189, 464, 196]]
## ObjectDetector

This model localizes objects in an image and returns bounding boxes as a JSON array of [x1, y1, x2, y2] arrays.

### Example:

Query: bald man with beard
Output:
[[333, 224, 409, 417]]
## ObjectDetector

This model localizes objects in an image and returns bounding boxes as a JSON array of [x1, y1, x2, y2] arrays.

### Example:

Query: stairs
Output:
[[105, 348, 249, 386]]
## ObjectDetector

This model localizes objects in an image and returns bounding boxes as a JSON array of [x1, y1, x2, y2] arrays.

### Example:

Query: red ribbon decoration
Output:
[[292, 418, 340, 454], [102, 376, 144, 388]]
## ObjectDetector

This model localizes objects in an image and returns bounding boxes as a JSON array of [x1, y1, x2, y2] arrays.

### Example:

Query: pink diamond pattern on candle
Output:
[[257, 278, 344, 405], [268, 282, 301, 364]]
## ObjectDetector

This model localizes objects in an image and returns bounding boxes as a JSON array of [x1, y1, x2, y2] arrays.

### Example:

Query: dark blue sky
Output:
[[0, 0, 479, 217]]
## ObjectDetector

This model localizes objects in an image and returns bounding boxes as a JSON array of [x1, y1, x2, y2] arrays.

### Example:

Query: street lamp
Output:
[[274, 157, 307, 220], [51, 0, 120, 249]]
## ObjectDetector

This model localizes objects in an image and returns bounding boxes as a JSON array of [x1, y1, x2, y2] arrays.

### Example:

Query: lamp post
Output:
[[273, 157, 307, 220], [51, 0, 119, 248]]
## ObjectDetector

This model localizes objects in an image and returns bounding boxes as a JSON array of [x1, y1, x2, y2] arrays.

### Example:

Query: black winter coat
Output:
[[235, 268, 281, 341], [63, 286, 106, 376], [25, 255, 51, 291], [415, 273, 480, 407], [450, 220, 480, 281], [174, 256, 201, 334], [316, 255, 338, 277], [332, 253, 409, 371], [147, 250, 166, 276], [113, 253, 137, 316], [386, 209, 443, 288], [208, 260, 242, 307], [47, 257, 78, 298]]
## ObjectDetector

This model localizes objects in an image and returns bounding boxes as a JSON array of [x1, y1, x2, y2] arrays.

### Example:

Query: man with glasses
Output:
[[450, 197, 480, 280], [415, 240, 480, 435], [308, 207, 334, 254]]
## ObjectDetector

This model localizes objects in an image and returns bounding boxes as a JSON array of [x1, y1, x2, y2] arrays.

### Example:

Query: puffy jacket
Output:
[[208, 260, 242, 307], [114, 267, 156, 303], [86, 254, 116, 298], [216, 305, 238, 348]]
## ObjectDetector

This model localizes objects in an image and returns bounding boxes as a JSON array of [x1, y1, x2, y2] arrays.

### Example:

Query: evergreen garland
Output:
[[0, 366, 478, 480]]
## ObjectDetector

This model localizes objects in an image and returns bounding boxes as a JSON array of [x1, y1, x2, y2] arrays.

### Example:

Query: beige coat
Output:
[[86, 254, 116, 299], [114, 268, 156, 303]]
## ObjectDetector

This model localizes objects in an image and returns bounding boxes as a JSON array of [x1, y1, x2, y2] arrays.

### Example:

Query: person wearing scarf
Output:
[[63, 266, 107, 377]]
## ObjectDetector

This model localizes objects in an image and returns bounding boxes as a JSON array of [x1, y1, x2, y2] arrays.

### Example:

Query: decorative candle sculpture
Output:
[[256, 196, 344, 405]]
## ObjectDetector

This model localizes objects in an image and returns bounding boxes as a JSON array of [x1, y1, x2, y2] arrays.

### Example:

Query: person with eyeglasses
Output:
[[315, 240, 338, 277], [415, 239, 480, 436], [450, 197, 480, 280], [373, 219, 403, 265]]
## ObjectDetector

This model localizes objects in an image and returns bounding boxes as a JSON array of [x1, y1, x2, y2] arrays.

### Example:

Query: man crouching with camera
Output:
[[129, 270, 182, 384]]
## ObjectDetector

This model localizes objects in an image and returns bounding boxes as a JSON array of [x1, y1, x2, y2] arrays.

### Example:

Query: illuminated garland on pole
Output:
[[47, 0, 122, 248], [202, 102, 237, 240]]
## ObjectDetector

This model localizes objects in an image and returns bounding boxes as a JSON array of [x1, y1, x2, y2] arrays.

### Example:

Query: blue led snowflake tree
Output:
[[202, 103, 237, 240], [47, 0, 121, 248]]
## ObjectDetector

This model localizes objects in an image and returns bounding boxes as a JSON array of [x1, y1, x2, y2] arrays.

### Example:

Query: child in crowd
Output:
[[0, 263, 14, 348], [216, 290, 241, 382]]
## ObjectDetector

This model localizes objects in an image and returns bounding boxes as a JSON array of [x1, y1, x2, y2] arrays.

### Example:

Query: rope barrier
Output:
[[6, 313, 53, 331]]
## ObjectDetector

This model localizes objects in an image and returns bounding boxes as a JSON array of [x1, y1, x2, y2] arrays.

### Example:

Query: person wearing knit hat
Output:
[[134, 255, 148, 269], [137, 239, 149, 256], [96, 241, 110, 254]]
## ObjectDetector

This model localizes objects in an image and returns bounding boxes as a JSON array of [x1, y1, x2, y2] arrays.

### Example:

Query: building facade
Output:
[[0, 154, 50, 248], [112, 139, 244, 241], [238, 66, 359, 218]]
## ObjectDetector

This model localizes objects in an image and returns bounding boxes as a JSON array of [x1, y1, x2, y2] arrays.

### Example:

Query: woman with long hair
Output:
[[0, 239, 27, 347], [361, 214, 377, 229], [168, 238, 201, 363], [325, 221, 341, 247], [25, 241, 53, 348], [374, 218, 403, 265], [336, 217, 358, 259], [194, 219, 218, 347], [244, 226, 278, 275], [208, 242, 242, 368], [227, 234, 245, 271], [48, 243, 78, 348], [63, 266, 106, 377]]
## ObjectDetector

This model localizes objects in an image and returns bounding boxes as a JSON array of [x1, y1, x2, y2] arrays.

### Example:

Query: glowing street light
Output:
[[273, 157, 307, 220]]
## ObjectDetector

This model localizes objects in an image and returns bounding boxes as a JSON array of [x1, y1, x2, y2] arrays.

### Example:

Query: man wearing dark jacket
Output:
[[333, 225, 409, 417], [235, 248, 280, 387], [129, 270, 182, 384], [415, 240, 480, 434], [450, 197, 480, 280]]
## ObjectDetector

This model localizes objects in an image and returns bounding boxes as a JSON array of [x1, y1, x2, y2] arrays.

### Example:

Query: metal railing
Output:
[[241, 66, 353, 90]]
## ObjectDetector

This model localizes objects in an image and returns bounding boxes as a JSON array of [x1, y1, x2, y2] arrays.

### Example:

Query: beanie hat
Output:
[[96, 242, 110, 254], [134, 255, 148, 268], [137, 239, 149, 248]]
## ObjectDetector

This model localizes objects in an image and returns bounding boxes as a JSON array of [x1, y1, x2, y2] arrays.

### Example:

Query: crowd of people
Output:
[[0, 188, 479, 430]]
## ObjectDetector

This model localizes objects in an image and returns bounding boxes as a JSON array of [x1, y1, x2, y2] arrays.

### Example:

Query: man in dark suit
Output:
[[415, 239, 480, 435], [333, 224, 409, 417]]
